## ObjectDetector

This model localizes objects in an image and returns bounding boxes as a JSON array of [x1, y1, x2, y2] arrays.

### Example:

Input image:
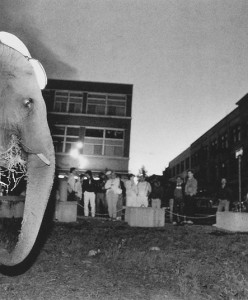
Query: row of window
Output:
[[170, 125, 242, 178], [171, 157, 190, 178], [53, 90, 127, 116], [52, 125, 124, 157]]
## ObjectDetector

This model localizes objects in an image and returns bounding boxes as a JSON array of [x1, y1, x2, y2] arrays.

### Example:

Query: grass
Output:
[[1, 216, 248, 299]]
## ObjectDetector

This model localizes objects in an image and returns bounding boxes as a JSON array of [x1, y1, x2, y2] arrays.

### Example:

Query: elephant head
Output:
[[0, 33, 55, 266]]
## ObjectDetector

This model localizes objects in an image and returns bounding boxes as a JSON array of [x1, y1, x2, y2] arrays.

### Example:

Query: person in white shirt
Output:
[[125, 174, 138, 207], [136, 174, 151, 207], [67, 167, 77, 201], [105, 171, 121, 220]]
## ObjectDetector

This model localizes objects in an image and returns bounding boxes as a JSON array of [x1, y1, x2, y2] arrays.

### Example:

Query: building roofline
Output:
[[46, 78, 133, 94], [236, 93, 248, 106]]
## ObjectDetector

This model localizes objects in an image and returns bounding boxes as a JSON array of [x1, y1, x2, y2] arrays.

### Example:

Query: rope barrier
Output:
[[77, 203, 216, 220], [163, 207, 216, 219], [77, 202, 125, 217]]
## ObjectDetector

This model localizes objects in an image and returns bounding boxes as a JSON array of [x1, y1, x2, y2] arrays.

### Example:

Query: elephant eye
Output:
[[24, 98, 33, 109]]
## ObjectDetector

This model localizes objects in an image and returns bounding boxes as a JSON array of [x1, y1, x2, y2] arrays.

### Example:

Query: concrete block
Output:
[[216, 212, 248, 232], [0, 196, 25, 218], [55, 201, 77, 222], [126, 207, 165, 227], [58, 179, 68, 202]]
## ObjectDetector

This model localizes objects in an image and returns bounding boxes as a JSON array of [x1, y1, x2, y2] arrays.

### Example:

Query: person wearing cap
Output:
[[104, 171, 121, 220], [82, 170, 97, 217], [125, 174, 137, 207]]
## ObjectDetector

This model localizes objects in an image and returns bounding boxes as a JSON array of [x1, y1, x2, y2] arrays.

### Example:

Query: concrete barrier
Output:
[[0, 196, 25, 218], [216, 212, 248, 232], [58, 179, 68, 202], [55, 201, 77, 222], [125, 207, 165, 227]]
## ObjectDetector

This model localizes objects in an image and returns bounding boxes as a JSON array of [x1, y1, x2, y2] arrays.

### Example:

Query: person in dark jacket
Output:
[[170, 176, 185, 225], [82, 170, 97, 217], [150, 179, 164, 209], [95, 172, 107, 216], [216, 178, 232, 212]]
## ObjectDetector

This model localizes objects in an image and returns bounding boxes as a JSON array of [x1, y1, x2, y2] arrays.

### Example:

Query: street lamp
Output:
[[235, 147, 243, 208]]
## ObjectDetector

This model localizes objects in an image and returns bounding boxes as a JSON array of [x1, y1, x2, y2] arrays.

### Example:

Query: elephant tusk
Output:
[[37, 153, 50, 165]]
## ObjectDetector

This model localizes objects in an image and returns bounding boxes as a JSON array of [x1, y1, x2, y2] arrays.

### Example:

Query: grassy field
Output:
[[0, 215, 248, 300]]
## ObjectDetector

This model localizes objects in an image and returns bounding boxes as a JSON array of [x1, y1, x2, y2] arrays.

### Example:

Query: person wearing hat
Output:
[[125, 174, 137, 207], [104, 171, 121, 220], [82, 170, 97, 217]]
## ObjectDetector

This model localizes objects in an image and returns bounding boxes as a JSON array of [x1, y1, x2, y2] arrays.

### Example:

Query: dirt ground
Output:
[[1, 215, 248, 300]]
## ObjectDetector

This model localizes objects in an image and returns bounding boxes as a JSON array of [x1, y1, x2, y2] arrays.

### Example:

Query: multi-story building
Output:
[[166, 93, 248, 197], [42, 79, 133, 176]]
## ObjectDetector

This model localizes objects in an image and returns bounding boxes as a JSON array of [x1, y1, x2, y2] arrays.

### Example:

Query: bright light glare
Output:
[[70, 148, 79, 158], [76, 141, 83, 149], [78, 155, 87, 169]]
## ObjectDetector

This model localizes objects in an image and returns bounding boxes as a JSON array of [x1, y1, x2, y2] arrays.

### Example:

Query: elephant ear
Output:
[[0, 32, 47, 89]]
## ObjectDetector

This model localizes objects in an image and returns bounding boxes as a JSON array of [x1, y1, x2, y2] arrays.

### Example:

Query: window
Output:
[[52, 125, 80, 153], [186, 157, 190, 169], [210, 139, 218, 155], [176, 163, 180, 174], [233, 126, 241, 143], [87, 94, 106, 115], [180, 161, 184, 172], [54, 90, 83, 113], [221, 133, 229, 149], [87, 93, 126, 116], [84, 128, 124, 157]]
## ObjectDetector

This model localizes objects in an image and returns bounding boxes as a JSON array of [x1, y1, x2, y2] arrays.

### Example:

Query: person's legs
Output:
[[102, 193, 108, 214], [173, 199, 179, 224], [106, 191, 113, 218], [151, 199, 156, 208], [152, 198, 161, 209], [224, 200, 230, 212], [96, 193, 101, 215], [217, 200, 225, 212], [112, 193, 119, 219], [185, 195, 194, 223], [84, 192, 90, 217], [116, 195, 123, 219], [178, 201, 185, 223], [140, 196, 148, 207], [89, 192, 96, 217]]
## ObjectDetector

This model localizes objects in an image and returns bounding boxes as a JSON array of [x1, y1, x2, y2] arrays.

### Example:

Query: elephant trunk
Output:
[[0, 149, 55, 266]]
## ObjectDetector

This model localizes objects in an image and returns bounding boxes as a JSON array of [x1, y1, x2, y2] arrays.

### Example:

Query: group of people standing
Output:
[[169, 170, 235, 226], [169, 170, 198, 225], [67, 168, 127, 220], [66, 168, 165, 221]]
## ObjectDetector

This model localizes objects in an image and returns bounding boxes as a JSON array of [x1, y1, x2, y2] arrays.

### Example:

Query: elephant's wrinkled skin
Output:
[[0, 41, 55, 266]]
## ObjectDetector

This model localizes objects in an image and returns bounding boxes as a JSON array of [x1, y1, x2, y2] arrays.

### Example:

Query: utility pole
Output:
[[235, 147, 243, 209]]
